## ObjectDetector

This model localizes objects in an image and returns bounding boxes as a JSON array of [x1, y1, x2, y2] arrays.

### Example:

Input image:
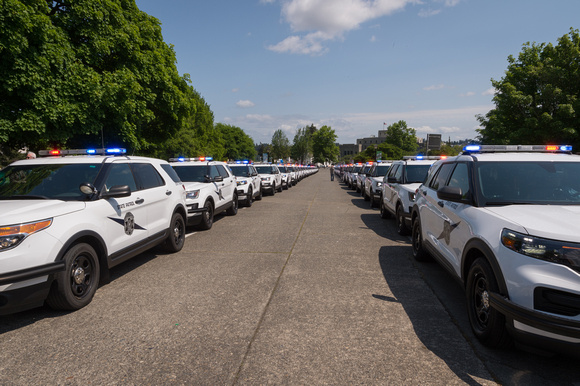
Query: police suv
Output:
[[228, 162, 262, 207], [380, 156, 439, 235], [363, 162, 391, 208], [255, 164, 282, 195], [170, 157, 238, 230], [411, 145, 580, 354], [0, 148, 187, 315]]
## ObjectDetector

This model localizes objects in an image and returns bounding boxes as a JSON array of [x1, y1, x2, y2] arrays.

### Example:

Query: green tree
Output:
[[477, 28, 580, 147], [215, 123, 256, 161], [376, 142, 403, 160], [271, 129, 290, 161], [291, 125, 315, 164], [256, 142, 271, 162], [0, 0, 195, 154], [311, 125, 339, 164], [384, 120, 418, 153]]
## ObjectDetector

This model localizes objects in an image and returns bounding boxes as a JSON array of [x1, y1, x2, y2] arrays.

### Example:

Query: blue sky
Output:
[[135, 0, 580, 145]]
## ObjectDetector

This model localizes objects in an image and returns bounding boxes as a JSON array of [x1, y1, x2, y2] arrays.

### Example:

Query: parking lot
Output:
[[1, 169, 579, 385]]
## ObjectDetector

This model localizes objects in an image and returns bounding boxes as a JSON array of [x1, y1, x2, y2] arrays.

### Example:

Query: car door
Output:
[[383, 164, 399, 212], [100, 161, 150, 257], [131, 162, 172, 238], [216, 164, 235, 203], [250, 166, 260, 193]]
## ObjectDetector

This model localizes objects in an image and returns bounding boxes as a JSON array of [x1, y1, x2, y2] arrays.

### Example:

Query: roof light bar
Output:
[[169, 156, 214, 162], [462, 145, 573, 153], [39, 148, 127, 156]]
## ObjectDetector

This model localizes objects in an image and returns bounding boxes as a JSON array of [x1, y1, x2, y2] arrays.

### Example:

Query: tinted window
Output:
[[230, 166, 250, 177], [216, 165, 230, 178], [105, 163, 137, 192], [132, 163, 164, 190], [208, 165, 220, 179], [0, 163, 102, 200], [387, 164, 399, 178], [447, 163, 470, 199], [405, 165, 432, 183], [255, 166, 273, 174], [430, 163, 455, 191], [160, 164, 181, 183], [173, 165, 207, 182], [373, 165, 390, 176]]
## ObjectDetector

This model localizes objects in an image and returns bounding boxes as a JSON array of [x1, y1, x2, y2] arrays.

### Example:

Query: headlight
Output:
[[186, 189, 200, 200], [376, 182, 382, 187], [236, 180, 248, 186], [408, 191, 416, 202], [261, 177, 270, 181], [0, 219, 53, 251], [501, 229, 580, 273]]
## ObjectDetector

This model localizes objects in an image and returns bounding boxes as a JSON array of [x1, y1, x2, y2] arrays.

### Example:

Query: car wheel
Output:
[[411, 218, 430, 261], [466, 257, 512, 348], [226, 193, 238, 215], [396, 205, 410, 235], [380, 199, 391, 219], [363, 190, 370, 201], [246, 187, 253, 207], [198, 200, 214, 230], [271, 184, 276, 195], [46, 243, 100, 311], [164, 212, 185, 252], [278, 183, 283, 192], [256, 187, 263, 201], [370, 195, 376, 208]]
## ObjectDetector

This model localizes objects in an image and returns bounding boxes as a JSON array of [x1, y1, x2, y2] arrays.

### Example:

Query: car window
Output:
[[105, 163, 137, 192], [394, 165, 403, 181], [447, 163, 470, 199], [405, 165, 432, 183], [216, 165, 230, 178], [173, 165, 207, 182], [161, 164, 182, 183], [430, 163, 455, 191], [208, 165, 220, 179], [132, 163, 164, 190]]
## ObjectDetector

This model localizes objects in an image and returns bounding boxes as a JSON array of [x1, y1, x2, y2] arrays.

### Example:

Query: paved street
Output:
[[1, 169, 579, 385]]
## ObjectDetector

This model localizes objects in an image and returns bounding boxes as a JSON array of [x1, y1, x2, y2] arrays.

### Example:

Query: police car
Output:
[[228, 161, 262, 207], [380, 156, 439, 234], [363, 162, 391, 208], [255, 164, 282, 195], [0, 148, 187, 315], [411, 145, 580, 354], [170, 157, 238, 230], [276, 164, 293, 189]]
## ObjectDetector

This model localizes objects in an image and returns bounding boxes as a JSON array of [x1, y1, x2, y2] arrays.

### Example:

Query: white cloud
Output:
[[423, 84, 445, 91], [268, 32, 330, 55], [236, 100, 255, 108], [482, 87, 496, 96], [418, 8, 441, 17], [460, 91, 476, 97]]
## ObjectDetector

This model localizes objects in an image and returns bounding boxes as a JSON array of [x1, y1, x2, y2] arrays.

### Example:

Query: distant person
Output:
[[330, 165, 334, 181]]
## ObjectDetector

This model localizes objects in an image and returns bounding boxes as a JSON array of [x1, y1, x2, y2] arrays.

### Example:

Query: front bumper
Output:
[[0, 261, 65, 315]]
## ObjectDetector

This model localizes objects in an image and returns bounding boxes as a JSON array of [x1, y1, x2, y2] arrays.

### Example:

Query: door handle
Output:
[[136, 198, 145, 204], [166, 190, 172, 196]]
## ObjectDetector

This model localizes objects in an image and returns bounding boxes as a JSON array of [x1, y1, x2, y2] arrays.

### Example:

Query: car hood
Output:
[[485, 205, 580, 242], [0, 200, 86, 225], [399, 182, 422, 192], [182, 181, 211, 190]]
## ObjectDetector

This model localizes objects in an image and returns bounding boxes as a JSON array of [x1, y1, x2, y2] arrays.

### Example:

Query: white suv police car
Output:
[[411, 145, 580, 354], [170, 157, 238, 230], [363, 162, 391, 208], [380, 156, 438, 235], [255, 164, 282, 195], [0, 148, 187, 315], [228, 162, 262, 207]]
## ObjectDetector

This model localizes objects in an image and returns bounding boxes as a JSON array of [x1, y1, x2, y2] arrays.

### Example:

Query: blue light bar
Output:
[[205, 157, 213, 161], [86, 149, 97, 154], [416, 155, 424, 160], [463, 145, 481, 152], [561, 145, 573, 152], [106, 148, 125, 154]]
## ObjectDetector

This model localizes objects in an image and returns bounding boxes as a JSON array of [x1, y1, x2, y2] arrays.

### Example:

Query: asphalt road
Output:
[[1, 169, 579, 385]]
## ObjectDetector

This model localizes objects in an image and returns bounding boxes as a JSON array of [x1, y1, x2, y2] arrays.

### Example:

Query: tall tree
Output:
[[311, 125, 338, 164], [384, 120, 417, 153], [291, 125, 313, 164], [0, 0, 195, 154], [270, 129, 290, 161], [477, 28, 580, 147], [215, 123, 256, 161]]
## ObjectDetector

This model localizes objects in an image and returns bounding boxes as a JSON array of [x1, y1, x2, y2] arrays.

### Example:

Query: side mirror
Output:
[[437, 186, 463, 202], [214, 176, 224, 182], [102, 185, 131, 199]]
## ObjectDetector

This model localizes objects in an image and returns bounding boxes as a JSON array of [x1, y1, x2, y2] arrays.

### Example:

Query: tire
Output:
[[411, 218, 430, 262], [164, 212, 185, 252], [246, 187, 253, 207], [283, 181, 289, 190], [363, 190, 370, 201], [256, 187, 263, 201], [380, 199, 391, 219], [466, 257, 512, 348], [271, 184, 276, 195], [396, 204, 410, 235], [370, 195, 377, 208], [226, 193, 238, 216], [277, 182, 283, 192], [198, 200, 214, 230], [46, 243, 100, 311]]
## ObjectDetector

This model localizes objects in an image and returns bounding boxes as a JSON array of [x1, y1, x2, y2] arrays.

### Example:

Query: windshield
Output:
[[477, 161, 580, 204], [406, 165, 432, 183], [278, 166, 287, 172], [229, 166, 250, 177], [0, 163, 102, 200], [173, 165, 207, 182], [374, 165, 390, 176], [255, 166, 274, 174]]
